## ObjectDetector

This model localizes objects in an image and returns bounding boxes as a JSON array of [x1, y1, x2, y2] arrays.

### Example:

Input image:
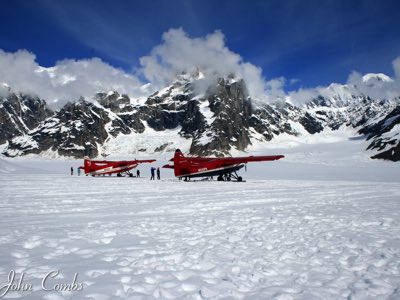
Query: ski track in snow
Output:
[[0, 173, 400, 299]]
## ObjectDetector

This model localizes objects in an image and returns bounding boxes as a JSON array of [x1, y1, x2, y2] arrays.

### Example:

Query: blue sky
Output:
[[1, 0, 400, 91]]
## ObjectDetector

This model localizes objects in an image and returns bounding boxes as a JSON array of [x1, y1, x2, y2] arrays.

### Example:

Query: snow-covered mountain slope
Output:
[[0, 72, 400, 160], [362, 72, 393, 86], [4, 98, 140, 157]]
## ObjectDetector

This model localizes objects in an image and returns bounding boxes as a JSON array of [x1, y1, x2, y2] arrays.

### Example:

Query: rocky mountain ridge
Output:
[[0, 73, 399, 161]]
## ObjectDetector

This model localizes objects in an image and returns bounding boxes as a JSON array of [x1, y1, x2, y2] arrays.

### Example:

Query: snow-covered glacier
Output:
[[0, 138, 399, 299]]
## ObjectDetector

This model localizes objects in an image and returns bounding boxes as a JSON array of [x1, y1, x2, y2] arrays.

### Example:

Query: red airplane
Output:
[[83, 157, 156, 177], [163, 149, 284, 181]]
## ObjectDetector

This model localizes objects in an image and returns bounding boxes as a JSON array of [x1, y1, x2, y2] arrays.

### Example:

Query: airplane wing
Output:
[[216, 155, 285, 165], [92, 159, 156, 164]]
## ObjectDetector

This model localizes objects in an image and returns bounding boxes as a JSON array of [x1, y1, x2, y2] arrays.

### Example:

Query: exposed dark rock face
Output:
[[299, 112, 324, 134], [188, 79, 253, 156], [0, 93, 53, 144], [95, 91, 130, 113], [133, 80, 196, 134], [143, 107, 183, 131], [95, 91, 146, 133], [249, 104, 294, 140], [359, 106, 400, 161], [371, 142, 400, 161], [179, 99, 206, 138]]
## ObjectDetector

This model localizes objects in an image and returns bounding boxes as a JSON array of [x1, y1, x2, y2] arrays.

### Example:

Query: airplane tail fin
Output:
[[173, 149, 186, 177], [161, 150, 184, 174], [83, 156, 91, 174], [174, 149, 185, 162]]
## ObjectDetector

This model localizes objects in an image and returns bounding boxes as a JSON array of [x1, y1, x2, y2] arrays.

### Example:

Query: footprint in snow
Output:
[[103, 231, 116, 238], [181, 282, 198, 292], [101, 255, 118, 262], [92, 237, 114, 244], [85, 269, 108, 278], [23, 236, 42, 249], [11, 250, 29, 259]]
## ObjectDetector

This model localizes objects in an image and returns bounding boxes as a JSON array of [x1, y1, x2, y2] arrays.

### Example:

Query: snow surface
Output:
[[0, 140, 399, 299]]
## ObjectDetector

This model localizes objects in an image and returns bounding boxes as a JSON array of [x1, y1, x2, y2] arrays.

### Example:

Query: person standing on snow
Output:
[[157, 167, 160, 180], [137, 169, 140, 177], [77, 167, 81, 176], [150, 167, 155, 180], [70, 167, 73, 176]]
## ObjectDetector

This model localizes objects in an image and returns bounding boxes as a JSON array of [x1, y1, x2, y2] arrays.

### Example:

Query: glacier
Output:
[[0, 138, 399, 299]]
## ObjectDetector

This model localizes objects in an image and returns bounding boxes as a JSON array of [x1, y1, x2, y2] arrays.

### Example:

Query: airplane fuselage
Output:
[[164, 149, 284, 181], [83, 158, 156, 176]]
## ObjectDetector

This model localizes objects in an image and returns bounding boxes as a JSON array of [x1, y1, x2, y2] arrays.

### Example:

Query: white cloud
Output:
[[1, 30, 400, 110], [0, 49, 150, 108], [263, 77, 287, 102], [139, 29, 400, 105], [287, 56, 400, 105], [288, 87, 321, 105], [139, 28, 269, 101], [392, 57, 400, 79], [1, 28, 273, 109]]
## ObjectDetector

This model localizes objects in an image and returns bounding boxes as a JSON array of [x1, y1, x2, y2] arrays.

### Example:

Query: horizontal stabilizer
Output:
[[137, 159, 157, 163], [162, 164, 174, 169]]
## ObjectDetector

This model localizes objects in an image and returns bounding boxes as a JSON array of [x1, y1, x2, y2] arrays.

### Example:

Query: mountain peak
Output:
[[176, 68, 206, 82], [1, 82, 11, 95], [362, 73, 393, 85]]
